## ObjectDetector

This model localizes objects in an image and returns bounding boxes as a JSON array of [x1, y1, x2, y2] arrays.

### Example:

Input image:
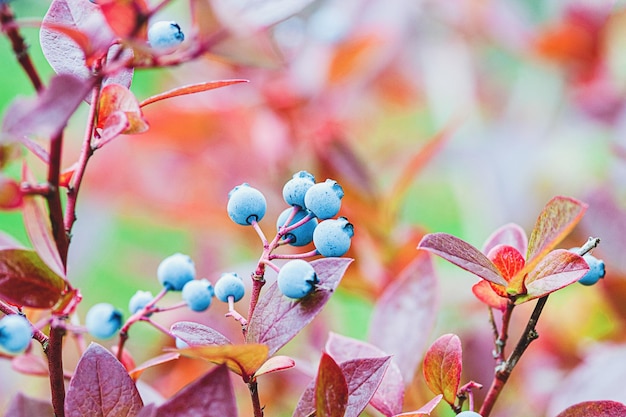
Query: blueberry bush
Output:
[[1, 1, 626, 417]]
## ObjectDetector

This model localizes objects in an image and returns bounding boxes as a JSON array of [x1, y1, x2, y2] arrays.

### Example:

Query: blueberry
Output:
[[227, 183, 267, 225], [128, 290, 154, 315], [214, 272, 246, 303], [0, 315, 33, 354], [313, 217, 353, 257], [283, 171, 316, 208], [303, 179, 344, 219], [147, 21, 185, 52], [277, 259, 318, 299], [175, 337, 190, 349], [276, 208, 318, 246], [457, 412, 482, 417], [579, 254, 606, 286], [157, 253, 196, 291], [85, 303, 123, 339], [182, 279, 215, 312]]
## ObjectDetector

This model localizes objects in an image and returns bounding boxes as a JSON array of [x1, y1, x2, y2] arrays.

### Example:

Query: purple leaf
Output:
[[368, 255, 439, 384], [417, 233, 506, 286], [2, 74, 94, 142], [393, 394, 443, 416], [155, 364, 237, 417], [170, 321, 231, 346], [136, 404, 158, 417], [316, 353, 349, 417], [65, 343, 143, 417], [555, 401, 626, 417], [246, 257, 352, 356], [4, 393, 54, 417], [482, 223, 528, 256], [11, 353, 49, 377], [422, 334, 462, 405], [326, 333, 404, 417], [0, 248, 65, 308]]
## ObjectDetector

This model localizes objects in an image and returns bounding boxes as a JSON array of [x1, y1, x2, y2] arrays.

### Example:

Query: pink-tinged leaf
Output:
[[368, 255, 439, 384], [16, 136, 49, 163], [129, 352, 180, 381], [247, 258, 352, 356], [98, 0, 149, 39], [472, 281, 508, 311], [555, 401, 626, 417], [422, 334, 462, 405], [139, 80, 249, 107], [155, 364, 237, 417], [316, 353, 349, 417], [482, 223, 528, 256], [0, 249, 65, 308], [516, 249, 589, 303], [137, 404, 158, 417], [12, 354, 48, 377], [2, 74, 94, 142], [65, 343, 143, 417], [4, 393, 54, 417], [175, 344, 268, 379], [212, 0, 315, 32], [486, 244, 525, 282], [393, 394, 443, 416], [170, 321, 231, 346], [189, 0, 222, 45], [253, 355, 295, 378], [96, 84, 148, 137], [0, 232, 24, 250], [418, 233, 506, 286], [326, 333, 404, 417]]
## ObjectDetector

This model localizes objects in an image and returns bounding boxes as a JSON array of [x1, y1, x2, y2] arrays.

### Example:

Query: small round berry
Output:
[[182, 279, 215, 312], [276, 208, 318, 246], [85, 303, 123, 339], [227, 183, 267, 225], [277, 259, 318, 299], [457, 412, 482, 417], [0, 315, 33, 354], [214, 273, 246, 303], [283, 171, 316, 208], [128, 290, 154, 315], [157, 253, 196, 291], [147, 21, 184, 52], [175, 337, 190, 349], [579, 254, 606, 286], [313, 217, 354, 257], [304, 179, 344, 219]]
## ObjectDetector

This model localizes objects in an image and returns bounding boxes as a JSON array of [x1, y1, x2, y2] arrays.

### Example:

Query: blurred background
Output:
[[1, 0, 626, 416]]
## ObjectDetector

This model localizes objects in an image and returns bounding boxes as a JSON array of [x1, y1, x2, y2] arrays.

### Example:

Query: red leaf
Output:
[[253, 355, 295, 378], [482, 223, 528, 256], [246, 258, 352, 356], [170, 321, 231, 346], [486, 244, 525, 281], [11, 354, 49, 377], [97, 0, 149, 39], [368, 255, 439, 384], [96, 84, 148, 136], [393, 394, 443, 416], [129, 352, 180, 380], [0, 249, 65, 308], [59, 162, 79, 188], [155, 364, 237, 417], [4, 393, 54, 417], [556, 401, 626, 417], [472, 281, 508, 311], [175, 344, 268, 379], [139, 80, 249, 107], [422, 334, 462, 405], [316, 353, 349, 417], [417, 233, 506, 286], [65, 343, 143, 417]]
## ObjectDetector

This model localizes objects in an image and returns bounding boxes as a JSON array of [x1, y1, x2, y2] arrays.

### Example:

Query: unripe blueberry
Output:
[[147, 21, 185, 52], [457, 412, 482, 417], [277, 259, 318, 299], [85, 303, 123, 339], [214, 272, 246, 303], [182, 279, 215, 312], [157, 253, 196, 291], [128, 290, 154, 315], [304, 179, 344, 219], [0, 315, 33, 354], [227, 183, 267, 225], [313, 217, 353, 257], [276, 208, 318, 246], [283, 171, 316, 208], [579, 254, 606, 286]]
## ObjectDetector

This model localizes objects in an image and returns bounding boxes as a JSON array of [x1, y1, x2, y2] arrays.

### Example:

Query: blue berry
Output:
[[175, 337, 190, 349], [128, 290, 154, 315], [182, 279, 215, 312], [457, 412, 482, 417], [157, 253, 196, 291], [313, 217, 353, 257], [277, 259, 318, 299], [579, 254, 606, 286], [0, 315, 33, 354], [276, 208, 318, 246], [148, 21, 185, 52], [304, 179, 344, 219], [214, 272, 246, 303], [283, 171, 316, 208], [227, 183, 267, 225], [85, 303, 123, 339]]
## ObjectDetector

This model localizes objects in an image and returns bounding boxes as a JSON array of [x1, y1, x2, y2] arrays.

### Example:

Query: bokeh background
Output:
[[1, 0, 626, 416]]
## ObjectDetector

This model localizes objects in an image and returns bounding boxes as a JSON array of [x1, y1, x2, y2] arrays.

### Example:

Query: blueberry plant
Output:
[[0, 1, 623, 417]]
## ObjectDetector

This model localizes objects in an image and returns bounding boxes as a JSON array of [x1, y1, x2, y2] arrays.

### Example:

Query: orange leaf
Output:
[[176, 344, 268, 380], [139, 80, 248, 107], [422, 334, 462, 405], [97, 0, 149, 39]]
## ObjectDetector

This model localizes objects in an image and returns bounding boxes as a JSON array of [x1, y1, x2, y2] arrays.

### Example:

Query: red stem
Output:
[[46, 319, 67, 417]]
